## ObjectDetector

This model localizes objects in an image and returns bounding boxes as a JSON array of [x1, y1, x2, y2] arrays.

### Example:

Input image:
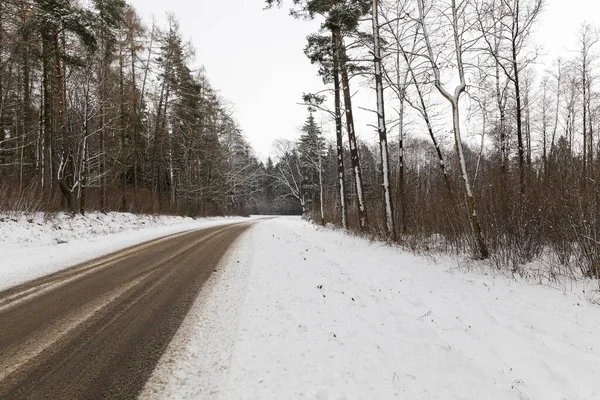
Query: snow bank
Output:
[[0, 212, 253, 291], [144, 217, 600, 400]]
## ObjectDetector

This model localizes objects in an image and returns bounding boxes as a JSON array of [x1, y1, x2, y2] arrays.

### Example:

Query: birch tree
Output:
[[371, 0, 395, 239], [417, 0, 489, 259]]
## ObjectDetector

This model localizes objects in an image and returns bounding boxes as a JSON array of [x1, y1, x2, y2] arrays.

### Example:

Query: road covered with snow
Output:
[[143, 217, 600, 400], [0, 212, 254, 291], [0, 222, 253, 399]]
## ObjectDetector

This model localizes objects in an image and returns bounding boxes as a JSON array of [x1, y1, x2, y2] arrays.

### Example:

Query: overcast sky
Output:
[[127, 0, 599, 160]]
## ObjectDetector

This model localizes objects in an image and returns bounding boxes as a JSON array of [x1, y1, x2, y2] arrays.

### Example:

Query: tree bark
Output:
[[512, 43, 525, 195], [119, 44, 128, 211], [335, 30, 368, 230], [331, 30, 348, 230], [53, 32, 75, 212], [452, 103, 489, 259], [371, 0, 395, 240]]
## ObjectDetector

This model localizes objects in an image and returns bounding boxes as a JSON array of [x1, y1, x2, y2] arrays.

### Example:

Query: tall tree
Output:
[[92, 0, 126, 211], [418, 0, 489, 259], [266, 0, 370, 230], [302, 32, 349, 228], [576, 23, 599, 187], [26, 0, 98, 211], [371, 0, 395, 239], [298, 113, 326, 224]]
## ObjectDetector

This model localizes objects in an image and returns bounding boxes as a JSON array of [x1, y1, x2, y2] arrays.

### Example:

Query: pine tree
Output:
[[25, 0, 97, 212], [267, 0, 371, 230], [91, 0, 126, 211]]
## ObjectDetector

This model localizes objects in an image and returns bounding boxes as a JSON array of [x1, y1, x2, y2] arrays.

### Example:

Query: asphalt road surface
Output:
[[0, 222, 252, 399]]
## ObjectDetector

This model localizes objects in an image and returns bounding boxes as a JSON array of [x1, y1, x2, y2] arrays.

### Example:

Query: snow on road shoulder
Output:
[[0, 212, 254, 291], [141, 221, 256, 399], [146, 217, 600, 400]]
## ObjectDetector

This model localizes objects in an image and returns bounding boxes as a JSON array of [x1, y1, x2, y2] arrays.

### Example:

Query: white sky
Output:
[[127, 0, 599, 160]]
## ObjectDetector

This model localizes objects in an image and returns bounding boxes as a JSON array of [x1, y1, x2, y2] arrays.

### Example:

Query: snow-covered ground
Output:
[[143, 217, 600, 400], [2, 214, 598, 398], [0, 212, 253, 291]]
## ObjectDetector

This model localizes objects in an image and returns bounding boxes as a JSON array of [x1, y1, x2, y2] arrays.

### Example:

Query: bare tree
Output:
[[418, 0, 489, 259], [372, 0, 396, 239], [270, 139, 306, 213], [576, 23, 599, 186], [477, 0, 544, 194], [380, 0, 413, 233]]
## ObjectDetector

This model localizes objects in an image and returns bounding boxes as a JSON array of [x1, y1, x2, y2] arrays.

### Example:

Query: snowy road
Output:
[[0, 222, 252, 399]]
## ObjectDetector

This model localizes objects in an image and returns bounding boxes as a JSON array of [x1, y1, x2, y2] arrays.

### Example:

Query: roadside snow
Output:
[[140, 225, 254, 400], [0, 212, 253, 291], [144, 217, 600, 400]]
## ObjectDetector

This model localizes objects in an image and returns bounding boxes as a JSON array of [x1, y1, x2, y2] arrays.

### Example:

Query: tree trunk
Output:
[[331, 30, 348, 229], [335, 30, 368, 230], [512, 43, 525, 195], [130, 40, 140, 210], [318, 149, 325, 226], [541, 80, 548, 177], [452, 103, 488, 259], [397, 99, 405, 232], [418, 0, 488, 259], [494, 31, 508, 175], [372, 0, 395, 240], [119, 45, 128, 211], [99, 25, 108, 212], [21, 5, 33, 193], [80, 138, 88, 216], [583, 59, 594, 193], [41, 33, 53, 198], [53, 32, 75, 212], [0, 1, 4, 177], [152, 82, 165, 210]]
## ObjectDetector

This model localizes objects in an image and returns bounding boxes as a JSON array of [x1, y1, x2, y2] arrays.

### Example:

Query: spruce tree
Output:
[[298, 113, 325, 222]]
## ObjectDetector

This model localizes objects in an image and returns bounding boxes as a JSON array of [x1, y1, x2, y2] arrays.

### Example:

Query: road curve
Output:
[[0, 222, 252, 399]]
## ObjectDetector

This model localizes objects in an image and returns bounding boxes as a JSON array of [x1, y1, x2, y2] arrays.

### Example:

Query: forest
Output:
[[0, 0, 303, 218], [265, 0, 600, 279], [1, 0, 599, 278]]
